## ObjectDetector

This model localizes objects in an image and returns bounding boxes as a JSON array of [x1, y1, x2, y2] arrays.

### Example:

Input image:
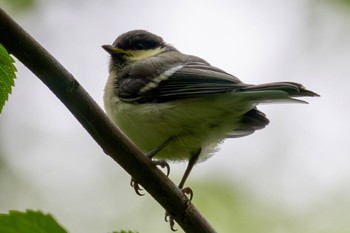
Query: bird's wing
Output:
[[117, 54, 319, 103], [118, 59, 247, 103], [151, 63, 251, 102]]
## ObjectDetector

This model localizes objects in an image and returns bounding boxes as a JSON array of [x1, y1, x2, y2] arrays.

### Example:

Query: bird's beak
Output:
[[102, 45, 129, 55]]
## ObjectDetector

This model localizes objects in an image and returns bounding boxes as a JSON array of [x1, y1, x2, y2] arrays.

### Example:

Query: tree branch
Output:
[[0, 8, 216, 233]]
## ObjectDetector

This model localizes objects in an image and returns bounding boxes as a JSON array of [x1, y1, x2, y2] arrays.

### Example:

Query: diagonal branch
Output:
[[0, 8, 216, 233]]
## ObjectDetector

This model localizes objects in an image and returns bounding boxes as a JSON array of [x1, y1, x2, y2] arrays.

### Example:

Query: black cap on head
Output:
[[113, 30, 166, 51]]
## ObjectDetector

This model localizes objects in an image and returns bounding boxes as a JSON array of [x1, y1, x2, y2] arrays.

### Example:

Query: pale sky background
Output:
[[1, 0, 350, 232]]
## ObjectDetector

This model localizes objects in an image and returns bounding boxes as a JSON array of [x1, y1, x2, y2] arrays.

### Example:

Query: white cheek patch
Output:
[[139, 65, 184, 93]]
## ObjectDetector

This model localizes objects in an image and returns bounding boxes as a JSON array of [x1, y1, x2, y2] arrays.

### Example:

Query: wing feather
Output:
[[116, 52, 318, 104]]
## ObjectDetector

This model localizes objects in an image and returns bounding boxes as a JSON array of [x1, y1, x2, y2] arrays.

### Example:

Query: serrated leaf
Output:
[[0, 210, 68, 233], [0, 43, 16, 114]]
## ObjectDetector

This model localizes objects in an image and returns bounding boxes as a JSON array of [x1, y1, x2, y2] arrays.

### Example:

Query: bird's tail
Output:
[[239, 82, 319, 104], [225, 82, 318, 138]]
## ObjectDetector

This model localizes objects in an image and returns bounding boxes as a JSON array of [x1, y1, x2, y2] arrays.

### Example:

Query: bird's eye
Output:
[[135, 43, 145, 50]]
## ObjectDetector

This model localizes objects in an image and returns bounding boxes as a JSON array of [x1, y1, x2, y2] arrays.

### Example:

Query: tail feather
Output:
[[227, 82, 318, 138], [243, 82, 319, 97], [227, 108, 270, 138], [237, 82, 319, 104]]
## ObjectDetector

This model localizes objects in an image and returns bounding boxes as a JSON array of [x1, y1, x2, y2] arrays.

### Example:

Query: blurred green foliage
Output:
[[339, 0, 350, 5], [192, 180, 295, 233], [325, 0, 350, 8], [0, 0, 37, 11], [192, 178, 350, 233]]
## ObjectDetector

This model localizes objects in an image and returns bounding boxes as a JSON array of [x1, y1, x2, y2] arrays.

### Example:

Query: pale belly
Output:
[[104, 93, 254, 162]]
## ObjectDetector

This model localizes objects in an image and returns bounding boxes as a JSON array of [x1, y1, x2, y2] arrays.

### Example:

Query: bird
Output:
[[102, 29, 318, 229]]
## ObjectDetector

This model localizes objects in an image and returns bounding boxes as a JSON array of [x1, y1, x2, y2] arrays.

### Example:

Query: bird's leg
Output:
[[178, 148, 201, 200], [130, 137, 173, 195], [165, 148, 201, 231], [147, 137, 173, 159]]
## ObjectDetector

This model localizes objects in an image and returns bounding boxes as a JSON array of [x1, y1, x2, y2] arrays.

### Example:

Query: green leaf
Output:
[[0, 210, 68, 233], [0, 43, 16, 114]]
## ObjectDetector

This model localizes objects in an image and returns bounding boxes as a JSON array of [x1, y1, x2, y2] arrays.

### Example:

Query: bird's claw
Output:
[[165, 212, 177, 231], [182, 186, 193, 201], [164, 186, 193, 231], [130, 160, 170, 196], [153, 160, 170, 176], [130, 177, 145, 196]]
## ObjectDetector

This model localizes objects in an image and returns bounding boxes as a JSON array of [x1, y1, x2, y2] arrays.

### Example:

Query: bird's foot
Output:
[[153, 160, 170, 176], [181, 186, 193, 201], [130, 177, 144, 196], [165, 212, 177, 232], [130, 160, 170, 196], [164, 186, 193, 231]]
